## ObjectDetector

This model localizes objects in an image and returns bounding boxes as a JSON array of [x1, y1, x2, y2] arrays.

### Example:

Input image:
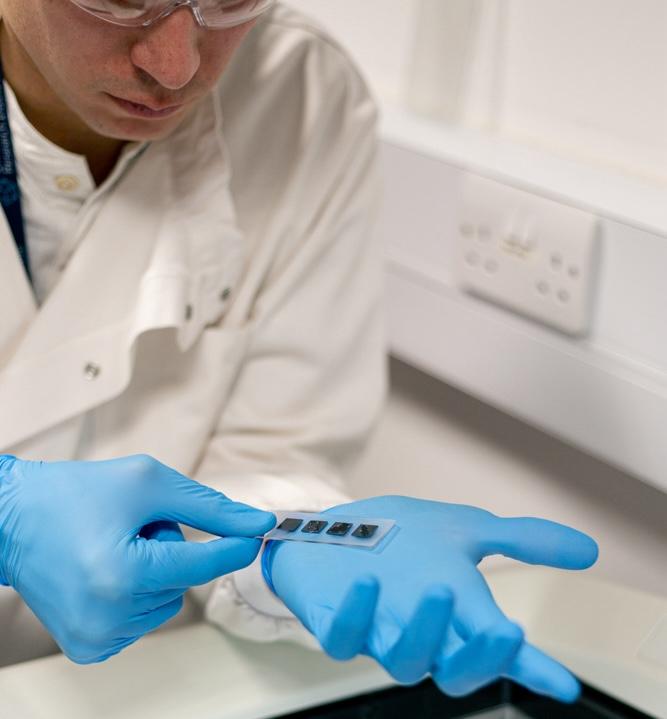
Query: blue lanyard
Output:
[[0, 55, 30, 283]]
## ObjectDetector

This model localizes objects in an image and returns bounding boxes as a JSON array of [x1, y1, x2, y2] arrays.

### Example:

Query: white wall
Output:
[[495, 0, 667, 184], [349, 360, 667, 598], [286, 0, 667, 183], [284, 0, 421, 105]]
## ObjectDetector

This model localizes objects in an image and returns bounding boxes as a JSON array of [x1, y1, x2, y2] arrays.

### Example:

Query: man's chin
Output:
[[101, 103, 195, 143]]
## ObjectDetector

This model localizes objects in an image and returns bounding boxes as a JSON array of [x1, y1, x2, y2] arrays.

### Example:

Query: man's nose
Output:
[[130, 8, 201, 91]]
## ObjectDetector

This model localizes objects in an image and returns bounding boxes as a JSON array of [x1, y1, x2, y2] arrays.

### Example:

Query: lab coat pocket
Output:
[[177, 264, 240, 352]]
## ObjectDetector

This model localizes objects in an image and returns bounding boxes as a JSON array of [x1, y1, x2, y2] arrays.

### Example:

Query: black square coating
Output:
[[277, 517, 303, 533], [326, 522, 353, 536], [352, 523, 378, 539], [301, 520, 328, 534]]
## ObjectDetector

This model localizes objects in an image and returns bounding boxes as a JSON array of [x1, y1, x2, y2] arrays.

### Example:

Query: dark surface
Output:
[[301, 521, 329, 534], [274, 679, 655, 719], [278, 519, 304, 533], [351, 524, 379, 539], [326, 522, 353, 537]]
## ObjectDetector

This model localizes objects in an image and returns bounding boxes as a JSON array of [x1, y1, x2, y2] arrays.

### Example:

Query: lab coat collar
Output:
[[0, 88, 245, 451]]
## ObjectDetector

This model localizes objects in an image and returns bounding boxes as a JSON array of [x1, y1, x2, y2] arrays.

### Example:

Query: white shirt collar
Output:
[[3, 78, 147, 200]]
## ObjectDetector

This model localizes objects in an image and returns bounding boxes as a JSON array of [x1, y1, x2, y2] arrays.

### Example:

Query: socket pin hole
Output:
[[460, 223, 475, 238], [477, 225, 491, 242], [465, 251, 480, 267], [537, 281, 550, 295], [557, 289, 570, 303], [568, 266, 580, 278], [484, 259, 498, 273], [551, 254, 563, 270]]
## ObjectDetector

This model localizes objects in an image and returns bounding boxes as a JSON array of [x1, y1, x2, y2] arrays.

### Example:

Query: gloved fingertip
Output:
[[554, 674, 582, 704], [224, 505, 277, 536], [561, 532, 599, 570], [232, 502, 275, 520], [423, 585, 455, 607], [231, 535, 264, 551], [258, 510, 277, 531], [353, 573, 380, 593], [580, 535, 600, 568]]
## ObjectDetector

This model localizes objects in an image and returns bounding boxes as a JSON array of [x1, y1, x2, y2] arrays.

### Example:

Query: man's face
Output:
[[0, 0, 257, 142]]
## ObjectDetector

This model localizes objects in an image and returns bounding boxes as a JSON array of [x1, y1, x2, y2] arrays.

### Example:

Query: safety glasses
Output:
[[68, 0, 276, 29]]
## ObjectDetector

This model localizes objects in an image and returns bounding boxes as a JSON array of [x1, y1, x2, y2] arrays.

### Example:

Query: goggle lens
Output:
[[70, 0, 274, 28]]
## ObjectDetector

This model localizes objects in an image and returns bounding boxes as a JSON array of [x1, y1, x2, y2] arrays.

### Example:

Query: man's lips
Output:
[[109, 94, 183, 112], [107, 94, 185, 119]]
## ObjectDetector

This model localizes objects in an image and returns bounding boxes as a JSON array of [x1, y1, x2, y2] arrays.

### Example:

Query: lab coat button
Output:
[[55, 175, 80, 192], [220, 287, 231, 302], [83, 362, 101, 380], [185, 304, 193, 321]]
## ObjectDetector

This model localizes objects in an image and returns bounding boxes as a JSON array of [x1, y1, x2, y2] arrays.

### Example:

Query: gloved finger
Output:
[[139, 521, 184, 542], [130, 457, 276, 538], [505, 642, 582, 703], [449, 571, 581, 703], [135, 536, 263, 590], [433, 620, 524, 697], [450, 568, 510, 640], [317, 575, 380, 661], [483, 517, 599, 570], [382, 587, 453, 684]]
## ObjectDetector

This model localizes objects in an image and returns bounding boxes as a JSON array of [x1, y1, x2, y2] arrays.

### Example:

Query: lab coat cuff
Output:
[[200, 471, 350, 647], [205, 572, 320, 650], [232, 551, 295, 619]]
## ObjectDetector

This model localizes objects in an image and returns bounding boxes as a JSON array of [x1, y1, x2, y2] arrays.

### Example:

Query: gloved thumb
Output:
[[485, 517, 599, 570], [137, 462, 276, 539], [136, 536, 263, 590]]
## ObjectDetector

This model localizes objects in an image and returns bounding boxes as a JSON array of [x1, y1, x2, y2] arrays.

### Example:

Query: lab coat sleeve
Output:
[[193, 37, 388, 647]]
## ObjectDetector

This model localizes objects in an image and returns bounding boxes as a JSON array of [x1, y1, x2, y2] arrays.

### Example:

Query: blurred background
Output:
[[1, 4, 665, 716], [287, 0, 667, 597]]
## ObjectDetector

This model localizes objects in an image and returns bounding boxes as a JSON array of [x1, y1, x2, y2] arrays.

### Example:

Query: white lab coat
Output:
[[0, 4, 386, 659]]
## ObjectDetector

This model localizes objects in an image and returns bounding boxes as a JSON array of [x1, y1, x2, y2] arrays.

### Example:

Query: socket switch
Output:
[[456, 173, 600, 336]]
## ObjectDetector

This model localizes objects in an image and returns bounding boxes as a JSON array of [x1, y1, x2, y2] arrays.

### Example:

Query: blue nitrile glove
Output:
[[0, 454, 275, 663], [263, 496, 598, 703]]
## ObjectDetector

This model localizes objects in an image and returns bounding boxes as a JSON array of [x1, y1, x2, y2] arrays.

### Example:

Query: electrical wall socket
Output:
[[456, 173, 601, 336]]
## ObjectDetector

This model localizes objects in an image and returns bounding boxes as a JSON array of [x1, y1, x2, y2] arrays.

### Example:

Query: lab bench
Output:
[[0, 567, 664, 719]]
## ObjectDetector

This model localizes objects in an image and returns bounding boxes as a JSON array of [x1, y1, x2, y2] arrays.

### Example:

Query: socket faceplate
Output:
[[456, 173, 600, 336]]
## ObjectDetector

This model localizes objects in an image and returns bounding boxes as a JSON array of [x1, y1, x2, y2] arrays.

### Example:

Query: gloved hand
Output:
[[263, 496, 598, 703], [0, 454, 275, 663]]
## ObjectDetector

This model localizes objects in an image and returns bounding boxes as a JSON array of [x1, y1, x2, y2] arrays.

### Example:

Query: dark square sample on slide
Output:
[[352, 524, 378, 539], [326, 522, 353, 536], [302, 520, 328, 534], [277, 518, 304, 533]]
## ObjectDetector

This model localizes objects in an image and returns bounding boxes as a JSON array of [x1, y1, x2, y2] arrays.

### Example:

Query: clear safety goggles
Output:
[[68, 0, 276, 29]]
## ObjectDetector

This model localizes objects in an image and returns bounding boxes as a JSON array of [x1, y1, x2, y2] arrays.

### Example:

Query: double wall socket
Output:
[[456, 173, 601, 336]]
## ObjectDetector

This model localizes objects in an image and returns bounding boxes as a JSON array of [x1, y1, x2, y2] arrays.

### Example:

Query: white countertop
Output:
[[0, 566, 665, 719]]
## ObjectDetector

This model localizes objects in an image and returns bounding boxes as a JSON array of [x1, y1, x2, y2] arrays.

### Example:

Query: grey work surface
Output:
[[0, 567, 665, 719], [0, 623, 392, 719]]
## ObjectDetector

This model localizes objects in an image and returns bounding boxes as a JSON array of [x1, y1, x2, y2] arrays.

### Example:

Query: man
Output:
[[0, 0, 598, 704]]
